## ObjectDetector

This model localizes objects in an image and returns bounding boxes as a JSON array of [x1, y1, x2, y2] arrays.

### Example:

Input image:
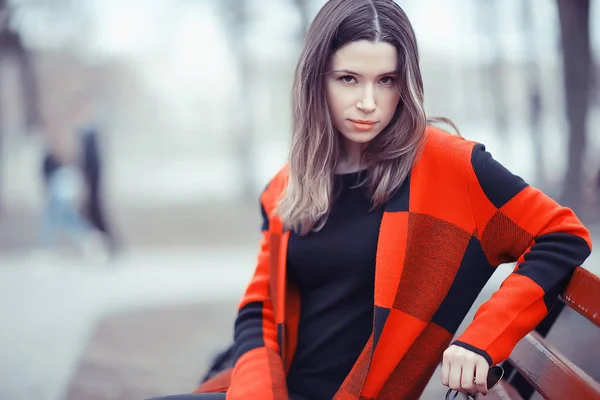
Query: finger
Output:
[[460, 361, 476, 393], [441, 356, 451, 386], [475, 360, 490, 395], [449, 362, 463, 391]]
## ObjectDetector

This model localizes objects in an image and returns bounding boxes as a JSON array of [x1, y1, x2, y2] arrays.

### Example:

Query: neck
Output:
[[336, 139, 365, 174]]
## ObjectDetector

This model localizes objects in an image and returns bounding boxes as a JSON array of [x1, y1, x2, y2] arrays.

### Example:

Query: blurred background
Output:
[[0, 0, 598, 399]]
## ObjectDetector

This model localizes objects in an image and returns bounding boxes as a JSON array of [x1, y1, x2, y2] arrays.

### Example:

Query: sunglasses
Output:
[[444, 365, 504, 400]]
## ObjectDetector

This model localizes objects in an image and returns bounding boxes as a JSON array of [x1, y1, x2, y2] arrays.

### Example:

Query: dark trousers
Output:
[[149, 392, 308, 400], [148, 394, 225, 400]]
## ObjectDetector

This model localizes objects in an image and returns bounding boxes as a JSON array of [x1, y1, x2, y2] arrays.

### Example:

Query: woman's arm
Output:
[[442, 143, 593, 395], [452, 143, 592, 365], [226, 200, 289, 400]]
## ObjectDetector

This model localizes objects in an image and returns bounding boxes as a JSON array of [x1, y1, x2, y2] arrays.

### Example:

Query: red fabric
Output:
[[193, 369, 231, 394]]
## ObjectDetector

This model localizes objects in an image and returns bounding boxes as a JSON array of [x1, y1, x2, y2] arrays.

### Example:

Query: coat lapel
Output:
[[268, 213, 291, 364]]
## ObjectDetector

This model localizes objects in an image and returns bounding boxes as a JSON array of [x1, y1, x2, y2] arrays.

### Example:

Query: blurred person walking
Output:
[[37, 152, 92, 254], [42, 151, 62, 189], [78, 123, 120, 257]]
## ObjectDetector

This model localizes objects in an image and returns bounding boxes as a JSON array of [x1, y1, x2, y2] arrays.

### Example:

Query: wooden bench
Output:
[[481, 266, 600, 400]]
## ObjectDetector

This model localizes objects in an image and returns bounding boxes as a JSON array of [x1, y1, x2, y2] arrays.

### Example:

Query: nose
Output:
[[356, 85, 376, 113]]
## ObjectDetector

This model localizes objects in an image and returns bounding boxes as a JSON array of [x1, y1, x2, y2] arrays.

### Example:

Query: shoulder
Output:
[[422, 126, 527, 197], [419, 125, 482, 173], [423, 125, 513, 173], [259, 165, 289, 215], [422, 125, 476, 160]]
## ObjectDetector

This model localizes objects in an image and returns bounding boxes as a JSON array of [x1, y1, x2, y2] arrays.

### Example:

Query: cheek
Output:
[[380, 92, 401, 117], [326, 86, 351, 117]]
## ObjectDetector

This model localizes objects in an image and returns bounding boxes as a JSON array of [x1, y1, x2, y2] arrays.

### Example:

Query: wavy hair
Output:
[[278, 0, 448, 235]]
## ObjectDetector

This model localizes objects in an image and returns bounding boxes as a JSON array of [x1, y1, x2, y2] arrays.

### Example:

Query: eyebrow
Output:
[[330, 69, 397, 77]]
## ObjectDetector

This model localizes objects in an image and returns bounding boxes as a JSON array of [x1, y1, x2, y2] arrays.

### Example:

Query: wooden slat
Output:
[[508, 331, 600, 400], [477, 380, 524, 400], [559, 266, 600, 327]]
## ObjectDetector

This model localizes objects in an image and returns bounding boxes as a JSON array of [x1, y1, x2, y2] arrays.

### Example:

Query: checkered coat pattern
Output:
[[194, 126, 592, 399]]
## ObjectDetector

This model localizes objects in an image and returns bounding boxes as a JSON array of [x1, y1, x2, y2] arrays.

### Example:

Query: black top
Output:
[[285, 171, 384, 400]]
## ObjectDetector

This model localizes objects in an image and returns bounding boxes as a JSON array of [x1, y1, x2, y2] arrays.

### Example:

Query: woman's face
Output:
[[325, 40, 401, 146]]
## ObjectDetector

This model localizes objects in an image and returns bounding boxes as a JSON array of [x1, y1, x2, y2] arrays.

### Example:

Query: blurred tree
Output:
[[291, 0, 311, 40], [477, 0, 509, 139], [557, 0, 591, 213], [0, 0, 41, 134], [218, 0, 256, 201], [0, 0, 41, 211], [520, 0, 546, 189], [214, 0, 312, 201], [594, 59, 599, 107]]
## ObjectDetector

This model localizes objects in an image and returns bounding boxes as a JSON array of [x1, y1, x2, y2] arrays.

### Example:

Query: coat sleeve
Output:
[[226, 199, 289, 400], [453, 143, 592, 365]]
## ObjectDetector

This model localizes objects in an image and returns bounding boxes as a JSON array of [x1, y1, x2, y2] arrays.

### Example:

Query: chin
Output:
[[340, 131, 380, 144]]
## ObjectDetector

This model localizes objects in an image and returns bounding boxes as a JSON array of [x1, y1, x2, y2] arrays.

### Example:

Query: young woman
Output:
[[151, 1, 592, 399]]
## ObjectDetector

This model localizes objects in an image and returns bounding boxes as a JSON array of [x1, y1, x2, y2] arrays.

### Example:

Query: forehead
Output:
[[330, 40, 398, 74]]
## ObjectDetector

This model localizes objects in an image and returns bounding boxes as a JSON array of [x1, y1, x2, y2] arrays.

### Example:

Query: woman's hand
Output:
[[441, 345, 490, 395]]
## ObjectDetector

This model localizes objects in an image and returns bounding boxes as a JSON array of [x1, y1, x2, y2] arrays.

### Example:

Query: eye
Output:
[[339, 75, 357, 84], [380, 76, 396, 85]]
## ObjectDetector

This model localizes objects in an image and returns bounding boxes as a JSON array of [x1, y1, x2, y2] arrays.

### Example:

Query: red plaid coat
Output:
[[195, 126, 592, 399]]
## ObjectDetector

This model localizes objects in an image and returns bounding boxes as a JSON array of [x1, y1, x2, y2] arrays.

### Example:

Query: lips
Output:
[[349, 119, 377, 132]]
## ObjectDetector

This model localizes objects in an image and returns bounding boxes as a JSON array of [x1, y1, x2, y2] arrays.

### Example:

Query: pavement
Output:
[[0, 247, 256, 400]]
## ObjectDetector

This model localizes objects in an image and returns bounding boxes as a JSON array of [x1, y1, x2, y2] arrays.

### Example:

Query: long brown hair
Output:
[[278, 0, 430, 235]]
